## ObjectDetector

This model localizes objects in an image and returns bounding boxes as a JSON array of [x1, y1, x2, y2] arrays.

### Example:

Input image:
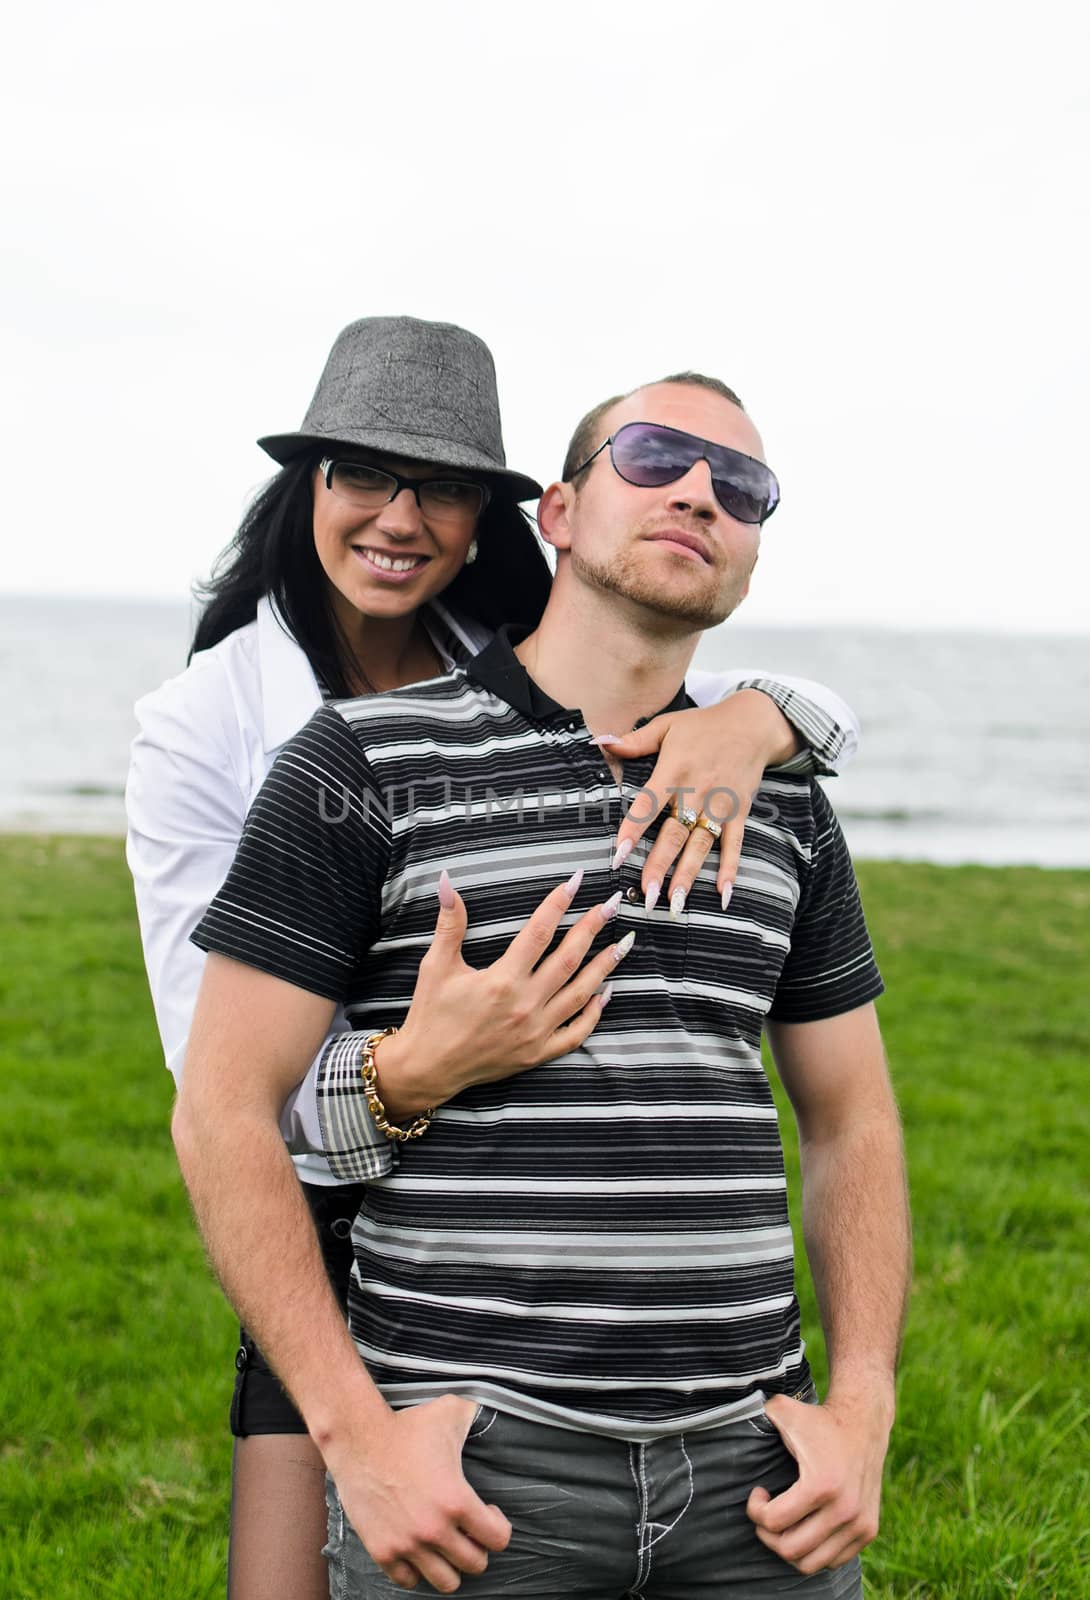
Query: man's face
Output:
[[549, 383, 767, 631]]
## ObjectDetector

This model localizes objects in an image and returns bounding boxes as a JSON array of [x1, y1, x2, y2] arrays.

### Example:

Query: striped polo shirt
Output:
[[194, 628, 883, 1440]]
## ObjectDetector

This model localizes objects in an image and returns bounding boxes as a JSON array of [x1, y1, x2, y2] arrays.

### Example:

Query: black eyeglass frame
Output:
[[319, 457, 492, 516], [569, 422, 780, 526]]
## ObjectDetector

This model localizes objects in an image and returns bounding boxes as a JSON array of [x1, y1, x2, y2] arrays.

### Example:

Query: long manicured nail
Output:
[[590, 733, 620, 747], [563, 867, 584, 900], [613, 930, 636, 962], [611, 837, 634, 871], [720, 883, 733, 911], [670, 888, 687, 919], [644, 880, 661, 914], [601, 890, 623, 921], [599, 983, 614, 1008], [437, 869, 455, 908]]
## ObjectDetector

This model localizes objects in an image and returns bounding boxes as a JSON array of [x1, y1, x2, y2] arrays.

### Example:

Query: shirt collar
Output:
[[466, 624, 692, 726]]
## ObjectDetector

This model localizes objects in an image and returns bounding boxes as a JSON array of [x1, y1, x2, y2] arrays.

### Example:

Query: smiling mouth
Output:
[[353, 546, 430, 575]]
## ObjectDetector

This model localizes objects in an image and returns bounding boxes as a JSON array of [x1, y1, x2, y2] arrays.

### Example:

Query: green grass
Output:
[[0, 837, 232, 1599], [1, 840, 1088, 1597], [775, 863, 1090, 1599]]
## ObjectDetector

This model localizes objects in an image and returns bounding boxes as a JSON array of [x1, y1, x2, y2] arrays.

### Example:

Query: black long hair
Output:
[[190, 455, 551, 697]]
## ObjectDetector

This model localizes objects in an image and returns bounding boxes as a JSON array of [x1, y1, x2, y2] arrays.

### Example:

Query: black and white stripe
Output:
[[194, 630, 883, 1439]]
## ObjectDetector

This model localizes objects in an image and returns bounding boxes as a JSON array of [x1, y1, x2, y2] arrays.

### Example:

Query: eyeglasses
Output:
[[570, 421, 780, 525], [319, 458, 490, 522]]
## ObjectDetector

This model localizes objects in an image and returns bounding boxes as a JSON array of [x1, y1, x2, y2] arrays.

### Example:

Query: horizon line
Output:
[[1, 588, 1087, 643]]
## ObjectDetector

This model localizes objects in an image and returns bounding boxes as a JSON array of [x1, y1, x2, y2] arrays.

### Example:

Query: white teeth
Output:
[[363, 549, 423, 573]]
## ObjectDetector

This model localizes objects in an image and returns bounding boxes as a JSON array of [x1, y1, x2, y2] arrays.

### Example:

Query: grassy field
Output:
[[1, 836, 1087, 1599]]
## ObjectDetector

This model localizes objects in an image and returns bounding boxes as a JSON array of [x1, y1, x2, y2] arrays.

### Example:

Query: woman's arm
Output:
[[125, 662, 393, 1170], [131, 679, 627, 1169], [277, 1032, 388, 1171], [131, 595, 493, 1156], [257, 869, 635, 1171], [683, 667, 860, 774], [126, 664, 255, 1088]]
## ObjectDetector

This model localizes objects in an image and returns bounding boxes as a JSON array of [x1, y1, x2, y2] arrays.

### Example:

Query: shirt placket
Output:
[[545, 711, 647, 918]]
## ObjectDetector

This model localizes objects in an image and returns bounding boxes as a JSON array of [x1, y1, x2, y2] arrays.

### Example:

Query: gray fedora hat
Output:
[[258, 315, 542, 503]]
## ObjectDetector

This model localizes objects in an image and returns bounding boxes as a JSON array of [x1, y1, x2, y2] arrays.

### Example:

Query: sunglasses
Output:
[[571, 421, 780, 525]]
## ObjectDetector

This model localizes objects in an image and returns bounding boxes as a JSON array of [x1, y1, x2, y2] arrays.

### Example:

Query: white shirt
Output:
[[126, 594, 859, 1183]]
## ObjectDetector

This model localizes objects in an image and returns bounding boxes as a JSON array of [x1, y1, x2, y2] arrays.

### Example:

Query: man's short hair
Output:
[[561, 372, 747, 484]]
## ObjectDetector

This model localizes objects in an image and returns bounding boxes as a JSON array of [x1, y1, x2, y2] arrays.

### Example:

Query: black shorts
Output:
[[229, 1179, 368, 1438]]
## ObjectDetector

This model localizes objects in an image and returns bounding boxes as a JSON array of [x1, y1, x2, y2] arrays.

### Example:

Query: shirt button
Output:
[[624, 886, 639, 904]]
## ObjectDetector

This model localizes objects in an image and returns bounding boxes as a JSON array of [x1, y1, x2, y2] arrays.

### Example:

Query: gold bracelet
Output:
[[359, 1027, 435, 1143]]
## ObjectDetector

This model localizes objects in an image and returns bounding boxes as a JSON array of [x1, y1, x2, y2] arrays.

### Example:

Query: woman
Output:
[[126, 315, 859, 1600]]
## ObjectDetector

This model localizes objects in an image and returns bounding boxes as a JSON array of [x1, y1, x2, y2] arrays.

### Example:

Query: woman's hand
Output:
[[599, 690, 801, 915], [373, 869, 632, 1118]]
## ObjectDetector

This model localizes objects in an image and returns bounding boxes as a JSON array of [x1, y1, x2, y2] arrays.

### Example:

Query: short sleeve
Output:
[[192, 706, 389, 1000], [768, 783, 885, 1023]]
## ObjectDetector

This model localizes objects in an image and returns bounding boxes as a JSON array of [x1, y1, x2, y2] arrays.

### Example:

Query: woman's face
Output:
[[311, 451, 481, 632]]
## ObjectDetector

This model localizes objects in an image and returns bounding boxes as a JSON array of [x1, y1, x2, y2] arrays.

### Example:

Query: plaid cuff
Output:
[[314, 1032, 397, 1181], [734, 678, 847, 777]]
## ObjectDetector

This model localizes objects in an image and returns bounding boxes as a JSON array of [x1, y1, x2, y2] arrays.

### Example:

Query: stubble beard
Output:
[[571, 542, 752, 630]]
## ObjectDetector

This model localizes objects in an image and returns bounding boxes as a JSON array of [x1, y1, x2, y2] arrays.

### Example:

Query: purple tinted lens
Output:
[[612, 422, 778, 524], [611, 422, 699, 486], [710, 457, 780, 525]]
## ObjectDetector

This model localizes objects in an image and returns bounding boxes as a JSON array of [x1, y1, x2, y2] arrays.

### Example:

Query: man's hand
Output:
[[324, 1395, 511, 1593], [746, 1389, 892, 1575], [759, 1008, 910, 1575]]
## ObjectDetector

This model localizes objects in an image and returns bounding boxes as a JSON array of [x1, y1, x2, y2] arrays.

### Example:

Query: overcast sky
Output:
[[2, 0, 1087, 632]]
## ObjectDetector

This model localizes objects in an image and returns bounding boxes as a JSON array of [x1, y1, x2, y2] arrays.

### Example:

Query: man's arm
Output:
[[747, 1002, 911, 1576], [175, 953, 511, 1593]]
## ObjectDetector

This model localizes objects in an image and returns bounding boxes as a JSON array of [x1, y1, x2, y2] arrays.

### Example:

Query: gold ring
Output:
[[694, 814, 723, 841], [670, 799, 700, 832]]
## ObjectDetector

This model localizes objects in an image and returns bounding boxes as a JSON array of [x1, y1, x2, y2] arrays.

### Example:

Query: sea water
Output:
[[2, 595, 1087, 867]]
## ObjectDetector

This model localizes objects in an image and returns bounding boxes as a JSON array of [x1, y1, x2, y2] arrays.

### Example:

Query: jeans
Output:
[[324, 1404, 863, 1598]]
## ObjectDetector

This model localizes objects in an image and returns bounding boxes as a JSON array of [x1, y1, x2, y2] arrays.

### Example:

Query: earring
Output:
[[465, 538, 479, 566]]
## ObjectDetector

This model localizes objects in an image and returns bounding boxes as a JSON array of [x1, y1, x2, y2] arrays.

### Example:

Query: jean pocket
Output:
[[745, 1409, 782, 1437], [745, 1380, 817, 1437], [465, 1404, 498, 1441]]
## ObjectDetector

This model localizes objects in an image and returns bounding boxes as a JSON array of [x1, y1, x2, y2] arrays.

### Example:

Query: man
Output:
[[178, 373, 910, 1597]]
